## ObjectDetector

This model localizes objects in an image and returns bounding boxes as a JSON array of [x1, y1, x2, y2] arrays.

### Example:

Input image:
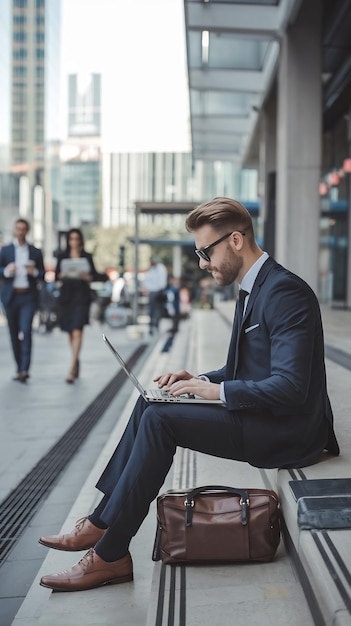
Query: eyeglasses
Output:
[[195, 231, 245, 262]]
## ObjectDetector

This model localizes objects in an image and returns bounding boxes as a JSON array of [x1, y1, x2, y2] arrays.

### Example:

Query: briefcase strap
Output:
[[184, 485, 250, 527]]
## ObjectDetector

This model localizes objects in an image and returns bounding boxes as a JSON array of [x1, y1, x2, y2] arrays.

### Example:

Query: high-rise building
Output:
[[11, 0, 61, 172], [60, 73, 102, 226], [0, 0, 17, 243], [11, 0, 61, 170], [68, 73, 101, 138], [0, 0, 61, 256]]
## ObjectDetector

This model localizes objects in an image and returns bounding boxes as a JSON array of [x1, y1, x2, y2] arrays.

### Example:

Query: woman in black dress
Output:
[[55, 228, 104, 383]]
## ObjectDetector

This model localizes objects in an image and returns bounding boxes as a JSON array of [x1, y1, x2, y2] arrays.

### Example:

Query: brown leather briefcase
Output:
[[152, 485, 280, 564]]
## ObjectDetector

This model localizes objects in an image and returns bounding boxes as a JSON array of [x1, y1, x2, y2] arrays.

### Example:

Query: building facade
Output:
[[0, 0, 61, 259], [183, 0, 351, 307], [59, 73, 102, 226], [0, 0, 17, 244], [101, 151, 258, 228]]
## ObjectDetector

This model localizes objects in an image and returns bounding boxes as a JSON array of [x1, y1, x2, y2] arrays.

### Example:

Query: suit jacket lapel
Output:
[[28, 244, 33, 261]]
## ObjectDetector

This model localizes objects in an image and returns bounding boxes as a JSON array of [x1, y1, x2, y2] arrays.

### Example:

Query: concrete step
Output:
[[276, 347, 351, 626], [145, 309, 314, 626], [146, 452, 315, 626], [11, 305, 351, 626]]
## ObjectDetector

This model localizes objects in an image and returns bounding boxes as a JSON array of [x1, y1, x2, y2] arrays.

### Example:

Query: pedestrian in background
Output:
[[142, 255, 168, 335], [55, 228, 106, 383], [165, 275, 181, 334], [0, 218, 45, 382]]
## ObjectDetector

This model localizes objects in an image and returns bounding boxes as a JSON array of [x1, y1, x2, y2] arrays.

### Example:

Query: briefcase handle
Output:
[[184, 485, 250, 527]]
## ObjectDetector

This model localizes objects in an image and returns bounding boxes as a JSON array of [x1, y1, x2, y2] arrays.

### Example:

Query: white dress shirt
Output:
[[143, 263, 168, 293], [13, 240, 30, 288]]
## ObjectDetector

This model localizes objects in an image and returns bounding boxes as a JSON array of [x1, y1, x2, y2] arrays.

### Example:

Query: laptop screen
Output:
[[102, 334, 147, 398]]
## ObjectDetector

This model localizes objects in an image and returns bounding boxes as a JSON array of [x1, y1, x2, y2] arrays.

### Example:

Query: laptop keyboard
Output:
[[149, 388, 172, 399], [148, 389, 196, 400]]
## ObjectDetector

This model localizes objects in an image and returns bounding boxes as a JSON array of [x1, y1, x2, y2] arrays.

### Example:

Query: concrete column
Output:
[[347, 109, 351, 309], [44, 191, 53, 265], [133, 205, 140, 324], [260, 90, 277, 256], [33, 185, 44, 249], [19, 176, 30, 218], [102, 153, 112, 227], [172, 245, 182, 278], [276, 0, 322, 292]]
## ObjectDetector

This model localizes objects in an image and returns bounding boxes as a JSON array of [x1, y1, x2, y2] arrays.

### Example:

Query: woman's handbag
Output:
[[152, 485, 280, 564]]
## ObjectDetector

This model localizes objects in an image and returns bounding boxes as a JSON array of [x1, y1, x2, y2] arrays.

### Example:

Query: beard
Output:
[[208, 254, 243, 286]]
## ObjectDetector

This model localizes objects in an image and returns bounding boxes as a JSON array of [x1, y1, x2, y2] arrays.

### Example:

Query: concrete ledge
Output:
[[276, 339, 351, 626], [278, 458, 351, 626], [218, 300, 351, 624], [146, 309, 314, 626], [12, 303, 351, 626]]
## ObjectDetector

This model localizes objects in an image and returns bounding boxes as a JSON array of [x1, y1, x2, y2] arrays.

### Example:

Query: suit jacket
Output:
[[0, 242, 45, 308], [205, 257, 339, 469]]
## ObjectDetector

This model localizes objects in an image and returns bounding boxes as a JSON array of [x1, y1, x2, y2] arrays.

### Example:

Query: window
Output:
[[14, 32, 27, 42], [13, 48, 27, 59], [13, 15, 26, 24], [13, 66, 27, 77]]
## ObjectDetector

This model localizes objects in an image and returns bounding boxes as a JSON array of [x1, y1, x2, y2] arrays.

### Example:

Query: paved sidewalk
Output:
[[1, 302, 351, 625], [0, 314, 149, 503], [0, 312, 157, 625]]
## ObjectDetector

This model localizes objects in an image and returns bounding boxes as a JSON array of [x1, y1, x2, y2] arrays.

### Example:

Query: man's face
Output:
[[194, 225, 243, 286], [14, 221, 29, 244]]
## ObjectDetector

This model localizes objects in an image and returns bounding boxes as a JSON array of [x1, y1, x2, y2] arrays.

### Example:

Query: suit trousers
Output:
[[148, 291, 164, 331], [5, 292, 36, 372], [91, 395, 245, 562]]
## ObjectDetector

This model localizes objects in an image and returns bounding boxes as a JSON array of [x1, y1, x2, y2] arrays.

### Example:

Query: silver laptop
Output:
[[60, 257, 90, 277], [102, 334, 225, 405]]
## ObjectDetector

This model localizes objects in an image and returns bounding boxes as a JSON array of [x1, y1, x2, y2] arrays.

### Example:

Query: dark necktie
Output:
[[238, 289, 249, 319], [226, 289, 249, 379]]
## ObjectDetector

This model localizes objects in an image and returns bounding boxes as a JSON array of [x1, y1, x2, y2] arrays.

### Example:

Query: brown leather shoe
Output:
[[13, 371, 28, 383], [40, 549, 133, 591], [38, 517, 106, 551]]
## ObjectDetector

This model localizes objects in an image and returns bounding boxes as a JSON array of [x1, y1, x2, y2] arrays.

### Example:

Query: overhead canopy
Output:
[[135, 201, 198, 214], [184, 0, 351, 166], [128, 238, 194, 246], [183, 0, 302, 164]]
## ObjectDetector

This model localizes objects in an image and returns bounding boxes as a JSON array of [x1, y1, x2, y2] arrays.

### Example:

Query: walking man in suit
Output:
[[38, 197, 339, 591], [0, 218, 45, 382], [143, 254, 168, 334]]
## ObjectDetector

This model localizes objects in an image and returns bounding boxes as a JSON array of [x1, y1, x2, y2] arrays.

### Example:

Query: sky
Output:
[[60, 0, 191, 153]]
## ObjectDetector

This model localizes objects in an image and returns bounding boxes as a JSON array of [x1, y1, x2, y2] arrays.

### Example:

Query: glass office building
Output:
[[0, 0, 61, 256], [102, 151, 258, 227], [0, 0, 17, 243], [59, 73, 102, 226]]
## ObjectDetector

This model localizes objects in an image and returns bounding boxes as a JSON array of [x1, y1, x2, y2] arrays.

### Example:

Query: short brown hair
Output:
[[185, 197, 254, 238], [15, 218, 30, 231]]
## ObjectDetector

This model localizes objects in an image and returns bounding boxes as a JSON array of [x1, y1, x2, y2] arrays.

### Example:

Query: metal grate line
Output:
[[0, 344, 147, 564], [324, 344, 351, 370]]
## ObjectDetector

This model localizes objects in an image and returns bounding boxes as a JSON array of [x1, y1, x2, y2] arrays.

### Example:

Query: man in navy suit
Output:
[[0, 218, 45, 382], [39, 197, 339, 592]]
